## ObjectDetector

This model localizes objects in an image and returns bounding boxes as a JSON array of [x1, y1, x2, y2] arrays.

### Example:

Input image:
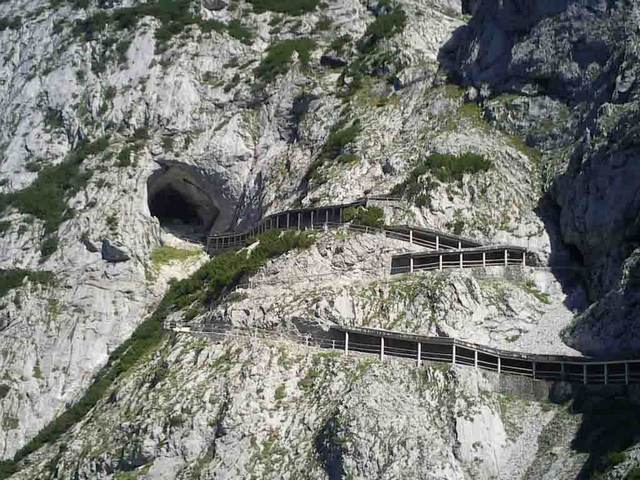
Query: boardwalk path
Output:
[[170, 198, 634, 385]]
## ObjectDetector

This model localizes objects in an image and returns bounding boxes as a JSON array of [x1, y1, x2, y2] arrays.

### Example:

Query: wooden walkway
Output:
[[167, 322, 640, 385], [207, 198, 531, 272], [188, 199, 640, 385]]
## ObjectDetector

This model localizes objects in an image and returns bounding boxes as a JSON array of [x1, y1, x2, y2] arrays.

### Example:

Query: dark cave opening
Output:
[[149, 185, 203, 228], [147, 163, 222, 239]]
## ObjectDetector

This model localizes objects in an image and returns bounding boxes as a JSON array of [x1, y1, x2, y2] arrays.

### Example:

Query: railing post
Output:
[[522, 252, 526, 267], [310, 211, 314, 227], [409, 230, 413, 244], [561, 362, 565, 381], [410, 257, 414, 273], [435, 235, 439, 250], [344, 332, 349, 355], [482, 251, 486, 268], [459, 252, 463, 269], [325, 210, 329, 225], [532, 361, 536, 379], [380, 337, 385, 362], [604, 363, 608, 385], [458, 241, 462, 250], [497, 356, 501, 374], [625, 363, 629, 385], [276, 216, 280, 229], [332, 340, 335, 350], [298, 212, 301, 230], [452, 343, 456, 365], [474, 350, 478, 369], [338, 208, 342, 224], [417, 343, 421, 367], [504, 249, 508, 267], [583, 364, 587, 385], [439, 255, 443, 271], [286, 213, 290, 229]]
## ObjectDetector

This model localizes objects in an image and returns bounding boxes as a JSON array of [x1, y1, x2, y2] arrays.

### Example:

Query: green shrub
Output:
[[0, 16, 22, 31], [0, 230, 314, 479], [40, 235, 59, 260], [423, 153, 491, 182], [248, 0, 319, 16], [117, 146, 133, 167], [627, 467, 640, 480], [226, 19, 253, 45], [0, 138, 107, 235], [343, 206, 384, 228], [391, 152, 491, 205], [320, 119, 361, 161], [0, 269, 54, 299], [254, 38, 315, 82], [358, 6, 406, 53], [607, 451, 627, 467]]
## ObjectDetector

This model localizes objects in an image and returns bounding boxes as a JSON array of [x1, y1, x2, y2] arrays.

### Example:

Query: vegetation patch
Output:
[[0, 16, 22, 31], [520, 280, 551, 304], [0, 270, 54, 300], [247, 0, 319, 16], [391, 153, 491, 206], [150, 245, 201, 270], [254, 38, 315, 82], [0, 138, 107, 258], [358, 6, 406, 53], [343, 206, 384, 228], [72, 0, 253, 52], [0, 230, 314, 479]]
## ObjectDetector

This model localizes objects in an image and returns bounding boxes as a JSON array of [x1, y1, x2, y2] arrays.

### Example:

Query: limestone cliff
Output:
[[0, 0, 639, 478]]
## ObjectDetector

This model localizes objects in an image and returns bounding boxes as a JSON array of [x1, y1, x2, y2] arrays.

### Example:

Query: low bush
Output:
[[0, 138, 107, 234], [343, 206, 384, 228], [248, 0, 319, 16], [391, 152, 491, 205], [0, 269, 54, 299], [0, 230, 314, 478], [627, 468, 640, 480], [320, 119, 361, 161], [358, 6, 406, 53], [254, 38, 315, 82]]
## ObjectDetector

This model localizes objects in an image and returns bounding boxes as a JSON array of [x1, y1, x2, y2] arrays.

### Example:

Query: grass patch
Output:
[[150, 245, 200, 270], [247, 0, 318, 16], [254, 38, 315, 82], [0, 270, 54, 300], [521, 280, 551, 304], [0, 230, 314, 479], [343, 206, 384, 228]]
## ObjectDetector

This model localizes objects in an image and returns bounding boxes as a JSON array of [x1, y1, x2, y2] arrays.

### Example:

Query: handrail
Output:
[[166, 322, 640, 385]]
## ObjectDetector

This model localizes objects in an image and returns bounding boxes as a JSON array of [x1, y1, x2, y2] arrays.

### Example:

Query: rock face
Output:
[[440, 0, 640, 356], [0, 0, 639, 478]]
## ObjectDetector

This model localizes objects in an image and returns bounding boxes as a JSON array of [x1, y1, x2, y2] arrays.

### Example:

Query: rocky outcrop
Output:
[[440, 0, 640, 355]]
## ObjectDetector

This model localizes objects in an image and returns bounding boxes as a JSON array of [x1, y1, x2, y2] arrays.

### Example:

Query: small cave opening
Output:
[[147, 163, 222, 240]]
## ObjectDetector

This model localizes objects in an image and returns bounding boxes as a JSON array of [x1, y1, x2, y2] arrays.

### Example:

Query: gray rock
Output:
[[101, 240, 130, 263], [202, 0, 227, 11]]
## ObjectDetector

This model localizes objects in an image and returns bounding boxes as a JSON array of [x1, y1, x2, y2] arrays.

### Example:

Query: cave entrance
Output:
[[147, 163, 222, 240], [149, 185, 202, 227]]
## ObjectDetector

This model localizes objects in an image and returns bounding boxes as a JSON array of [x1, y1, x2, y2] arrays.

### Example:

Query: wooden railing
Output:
[[166, 322, 640, 385], [206, 199, 532, 272]]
